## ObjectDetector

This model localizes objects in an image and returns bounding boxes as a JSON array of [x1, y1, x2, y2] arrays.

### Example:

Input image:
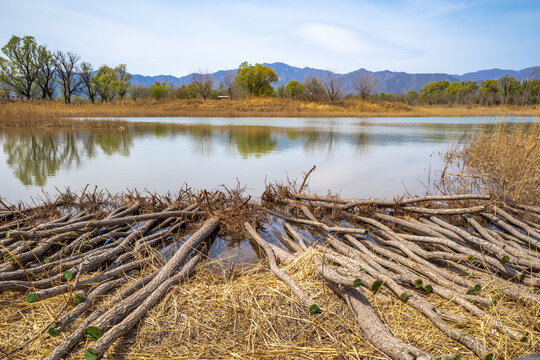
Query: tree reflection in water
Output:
[[0, 123, 372, 187], [1, 128, 133, 186]]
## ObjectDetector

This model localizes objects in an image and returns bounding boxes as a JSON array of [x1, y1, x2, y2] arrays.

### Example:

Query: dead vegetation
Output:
[[1, 98, 540, 127], [0, 179, 538, 360], [440, 121, 539, 206]]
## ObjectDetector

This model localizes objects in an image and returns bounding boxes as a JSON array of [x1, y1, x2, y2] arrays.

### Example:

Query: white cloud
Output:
[[296, 23, 378, 56]]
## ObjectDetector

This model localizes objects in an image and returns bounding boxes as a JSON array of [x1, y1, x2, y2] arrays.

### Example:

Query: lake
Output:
[[0, 116, 532, 204]]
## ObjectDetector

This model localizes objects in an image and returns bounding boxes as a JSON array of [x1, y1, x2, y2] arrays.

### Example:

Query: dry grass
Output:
[[441, 121, 540, 205], [1, 99, 540, 128], [1, 249, 538, 360]]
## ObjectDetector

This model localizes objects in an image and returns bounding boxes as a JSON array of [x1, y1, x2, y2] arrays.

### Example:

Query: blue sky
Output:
[[1, 0, 538, 76]]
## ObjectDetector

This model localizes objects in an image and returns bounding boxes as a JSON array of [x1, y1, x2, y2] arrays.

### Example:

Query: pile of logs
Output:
[[0, 186, 539, 360], [254, 188, 540, 360], [0, 195, 221, 360]]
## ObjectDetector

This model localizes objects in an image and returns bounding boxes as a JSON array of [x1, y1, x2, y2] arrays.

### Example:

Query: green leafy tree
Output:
[[420, 80, 450, 104], [277, 84, 285, 97], [114, 64, 131, 99], [304, 76, 324, 101], [128, 84, 145, 100], [94, 65, 117, 102], [35, 45, 55, 99], [150, 80, 168, 100], [443, 81, 478, 104], [479, 79, 499, 105], [0, 35, 41, 98], [404, 90, 419, 105], [497, 74, 522, 104], [235, 62, 278, 96], [284, 80, 305, 98]]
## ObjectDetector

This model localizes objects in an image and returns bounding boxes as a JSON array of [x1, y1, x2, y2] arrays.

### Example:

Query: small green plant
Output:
[[400, 293, 409, 301], [353, 279, 362, 287], [371, 280, 382, 292], [85, 349, 98, 360], [5, 231, 10, 238], [309, 304, 320, 314], [424, 284, 433, 292], [84, 326, 102, 341], [414, 279, 423, 288], [26, 292, 37, 303], [468, 255, 475, 264], [484, 353, 493, 360], [48, 326, 60, 337], [520, 336, 528, 343], [44, 257, 51, 264], [64, 270, 73, 281], [74, 293, 85, 303], [501, 255, 510, 263], [474, 284, 482, 292]]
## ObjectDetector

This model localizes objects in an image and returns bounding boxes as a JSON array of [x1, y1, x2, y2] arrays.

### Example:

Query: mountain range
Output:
[[129, 63, 538, 95]]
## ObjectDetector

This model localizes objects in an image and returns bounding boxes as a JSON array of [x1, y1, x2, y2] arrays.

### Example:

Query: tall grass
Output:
[[1, 99, 540, 127], [441, 121, 539, 205]]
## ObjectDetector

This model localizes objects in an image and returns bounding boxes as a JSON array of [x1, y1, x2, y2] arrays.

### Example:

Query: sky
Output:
[[1, 0, 539, 77]]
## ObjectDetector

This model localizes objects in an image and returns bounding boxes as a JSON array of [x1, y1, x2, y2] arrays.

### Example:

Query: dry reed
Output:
[[1, 99, 540, 128], [440, 121, 539, 205], [1, 250, 537, 360]]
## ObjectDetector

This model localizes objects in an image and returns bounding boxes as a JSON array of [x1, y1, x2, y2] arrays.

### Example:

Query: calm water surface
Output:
[[0, 116, 532, 204]]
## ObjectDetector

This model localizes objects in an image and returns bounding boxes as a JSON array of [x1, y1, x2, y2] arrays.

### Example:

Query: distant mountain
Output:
[[128, 63, 538, 95]]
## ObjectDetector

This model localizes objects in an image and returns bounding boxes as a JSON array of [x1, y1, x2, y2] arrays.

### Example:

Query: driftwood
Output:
[[1, 187, 538, 360]]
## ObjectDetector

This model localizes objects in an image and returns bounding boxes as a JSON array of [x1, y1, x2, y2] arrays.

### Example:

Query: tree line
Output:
[[1, 35, 538, 106], [0, 35, 132, 103], [394, 72, 540, 106]]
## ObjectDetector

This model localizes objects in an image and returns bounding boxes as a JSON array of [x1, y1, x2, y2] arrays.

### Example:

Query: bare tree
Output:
[[320, 72, 343, 103], [222, 70, 236, 99], [353, 72, 376, 100], [191, 70, 213, 101], [54, 50, 81, 104]]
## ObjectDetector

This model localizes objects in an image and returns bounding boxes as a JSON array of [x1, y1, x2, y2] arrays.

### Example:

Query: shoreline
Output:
[[1, 99, 540, 126]]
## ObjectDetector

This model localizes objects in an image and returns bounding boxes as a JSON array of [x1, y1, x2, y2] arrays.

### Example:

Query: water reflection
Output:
[[0, 123, 373, 186], [1, 117, 531, 202]]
